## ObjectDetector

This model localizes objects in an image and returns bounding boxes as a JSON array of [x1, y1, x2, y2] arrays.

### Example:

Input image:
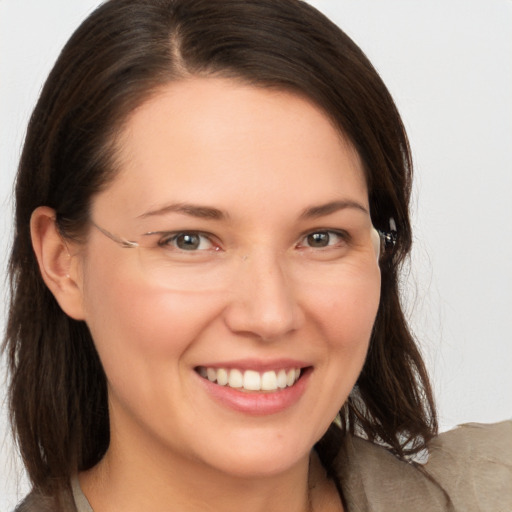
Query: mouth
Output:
[[195, 366, 304, 392]]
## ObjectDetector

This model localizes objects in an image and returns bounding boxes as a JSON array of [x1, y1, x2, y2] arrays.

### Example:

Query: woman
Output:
[[4, 0, 511, 511]]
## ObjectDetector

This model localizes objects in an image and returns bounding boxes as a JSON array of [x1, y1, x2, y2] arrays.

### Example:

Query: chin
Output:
[[191, 426, 323, 479], [209, 450, 308, 479]]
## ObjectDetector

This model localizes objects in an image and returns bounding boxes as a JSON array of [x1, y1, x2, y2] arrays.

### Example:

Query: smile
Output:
[[197, 367, 302, 392]]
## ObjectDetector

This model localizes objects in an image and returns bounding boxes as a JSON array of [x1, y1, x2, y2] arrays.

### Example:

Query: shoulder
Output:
[[334, 421, 512, 512], [13, 486, 78, 512], [423, 421, 512, 509]]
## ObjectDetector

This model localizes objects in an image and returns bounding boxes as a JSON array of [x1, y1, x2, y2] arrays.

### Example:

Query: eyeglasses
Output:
[[88, 219, 397, 291], [92, 222, 142, 249], [91, 219, 397, 253]]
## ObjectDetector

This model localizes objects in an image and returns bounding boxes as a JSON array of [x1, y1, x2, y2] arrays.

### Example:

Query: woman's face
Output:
[[76, 78, 381, 478]]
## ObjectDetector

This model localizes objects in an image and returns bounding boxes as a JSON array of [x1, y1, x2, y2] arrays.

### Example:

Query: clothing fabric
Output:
[[336, 421, 512, 511], [15, 421, 512, 512]]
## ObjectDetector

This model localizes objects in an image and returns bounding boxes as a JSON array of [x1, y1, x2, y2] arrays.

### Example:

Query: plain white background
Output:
[[1, 1, 511, 509]]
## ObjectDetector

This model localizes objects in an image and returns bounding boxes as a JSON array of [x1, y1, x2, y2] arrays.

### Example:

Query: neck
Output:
[[79, 401, 343, 512], [80, 436, 316, 512]]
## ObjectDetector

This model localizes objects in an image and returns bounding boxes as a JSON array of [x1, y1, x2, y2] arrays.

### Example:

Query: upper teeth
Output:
[[198, 367, 301, 391]]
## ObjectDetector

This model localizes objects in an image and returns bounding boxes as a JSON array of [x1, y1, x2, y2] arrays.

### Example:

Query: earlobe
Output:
[[30, 206, 86, 320]]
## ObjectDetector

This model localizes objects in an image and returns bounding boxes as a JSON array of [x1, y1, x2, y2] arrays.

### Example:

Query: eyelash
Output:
[[297, 230, 350, 250], [157, 231, 219, 251], [155, 229, 350, 252]]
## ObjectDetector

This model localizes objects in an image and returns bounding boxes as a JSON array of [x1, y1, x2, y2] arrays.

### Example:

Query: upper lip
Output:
[[195, 358, 311, 372]]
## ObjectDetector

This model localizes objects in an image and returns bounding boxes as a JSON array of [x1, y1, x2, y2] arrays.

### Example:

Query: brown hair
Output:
[[3, 0, 437, 499]]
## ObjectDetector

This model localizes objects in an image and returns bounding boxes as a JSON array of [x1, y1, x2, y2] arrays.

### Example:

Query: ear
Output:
[[30, 206, 86, 320]]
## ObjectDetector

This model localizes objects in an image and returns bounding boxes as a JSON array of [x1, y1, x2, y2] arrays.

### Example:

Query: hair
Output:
[[4, 0, 437, 500]]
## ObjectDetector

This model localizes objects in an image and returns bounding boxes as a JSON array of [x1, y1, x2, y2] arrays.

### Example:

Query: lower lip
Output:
[[197, 369, 311, 416]]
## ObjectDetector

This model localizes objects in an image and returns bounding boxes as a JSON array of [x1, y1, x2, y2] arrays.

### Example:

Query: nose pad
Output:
[[223, 255, 302, 341]]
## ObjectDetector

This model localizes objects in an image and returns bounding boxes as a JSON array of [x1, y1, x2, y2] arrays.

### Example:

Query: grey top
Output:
[[15, 421, 512, 512], [70, 478, 93, 512]]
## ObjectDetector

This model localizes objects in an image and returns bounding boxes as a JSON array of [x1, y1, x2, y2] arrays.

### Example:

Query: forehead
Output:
[[95, 77, 368, 221]]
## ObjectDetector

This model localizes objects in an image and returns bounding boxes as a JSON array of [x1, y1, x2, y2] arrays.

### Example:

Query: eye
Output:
[[298, 230, 348, 249], [159, 232, 217, 251]]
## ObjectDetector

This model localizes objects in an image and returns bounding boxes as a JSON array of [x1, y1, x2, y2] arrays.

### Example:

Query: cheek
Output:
[[297, 267, 381, 440], [80, 256, 224, 384], [311, 265, 381, 349], [313, 266, 380, 391]]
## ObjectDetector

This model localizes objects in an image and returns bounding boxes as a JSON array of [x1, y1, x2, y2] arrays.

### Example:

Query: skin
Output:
[[32, 78, 381, 512]]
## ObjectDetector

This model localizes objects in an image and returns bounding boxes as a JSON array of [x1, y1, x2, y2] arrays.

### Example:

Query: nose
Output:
[[223, 251, 303, 341]]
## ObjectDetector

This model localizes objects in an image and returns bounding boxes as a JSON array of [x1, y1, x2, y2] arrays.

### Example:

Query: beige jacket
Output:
[[336, 421, 512, 511], [16, 421, 512, 512]]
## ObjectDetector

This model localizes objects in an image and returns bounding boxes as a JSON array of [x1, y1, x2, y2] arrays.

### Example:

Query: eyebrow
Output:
[[300, 200, 369, 219], [137, 202, 227, 220], [137, 199, 368, 222]]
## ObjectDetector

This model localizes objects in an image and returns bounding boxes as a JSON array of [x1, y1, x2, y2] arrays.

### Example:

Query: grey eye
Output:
[[158, 232, 214, 251], [175, 233, 202, 250], [306, 232, 331, 248]]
